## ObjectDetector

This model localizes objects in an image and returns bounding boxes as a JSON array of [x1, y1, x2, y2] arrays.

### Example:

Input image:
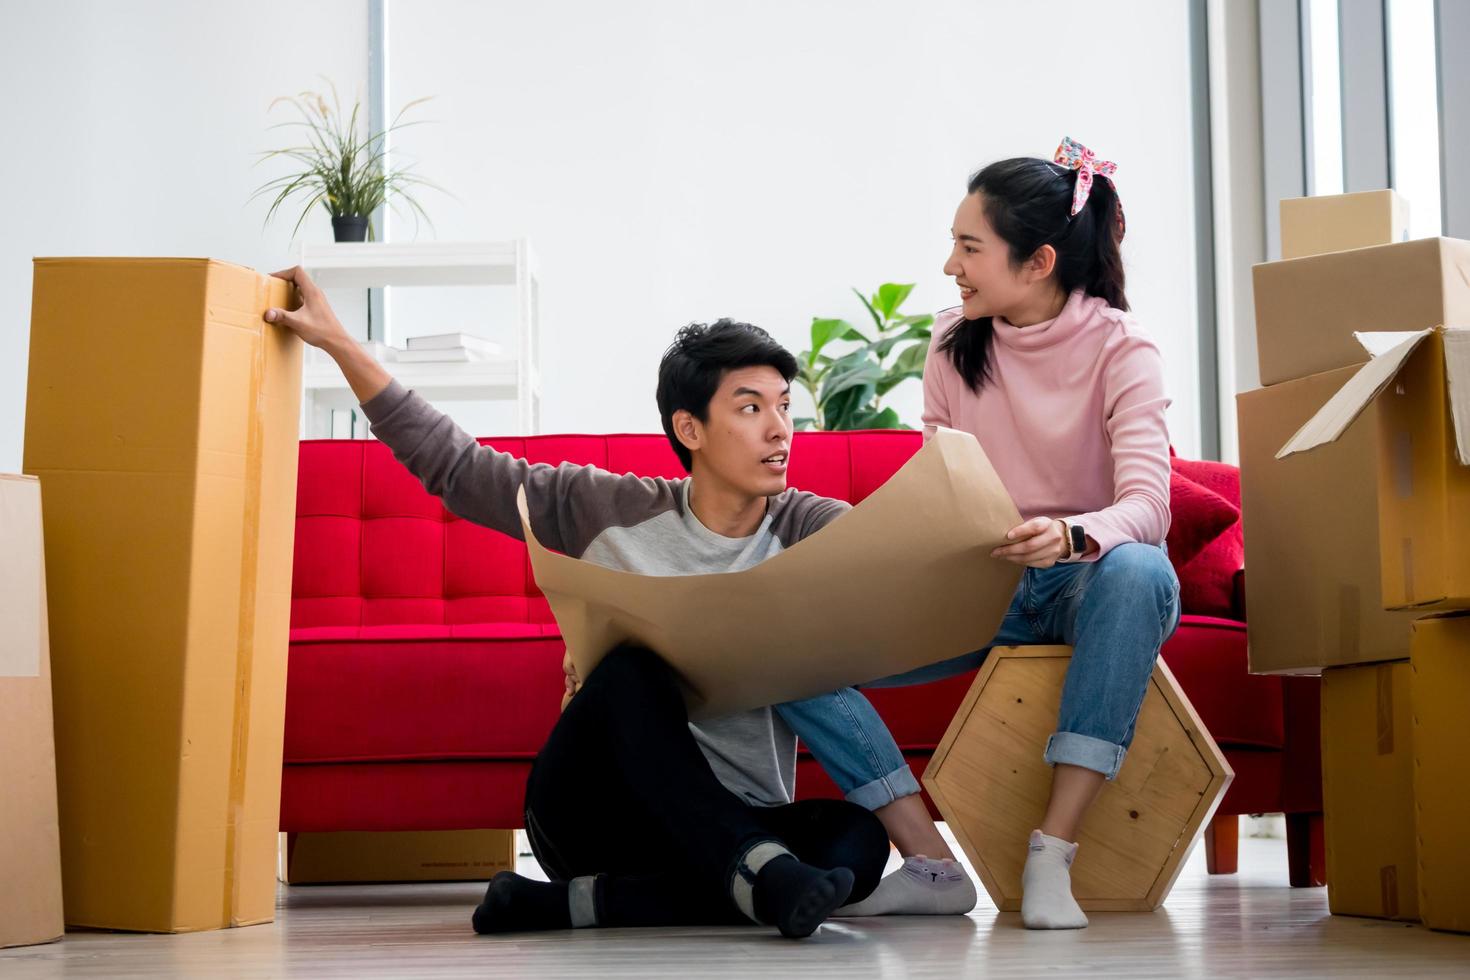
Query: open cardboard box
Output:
[[1278, 327, 1470, 611], [1237, 367, 1417, 673]]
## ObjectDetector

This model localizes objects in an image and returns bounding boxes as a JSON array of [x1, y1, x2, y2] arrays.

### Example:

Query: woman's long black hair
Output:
[[939, 157, 1129, 392]]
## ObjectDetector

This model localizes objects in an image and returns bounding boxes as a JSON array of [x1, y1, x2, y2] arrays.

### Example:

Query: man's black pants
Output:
[[522, 646, 888, 926]]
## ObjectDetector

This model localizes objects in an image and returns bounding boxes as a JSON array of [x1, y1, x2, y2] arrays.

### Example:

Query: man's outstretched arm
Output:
[[264, 265, 630, 549], [266, 265, 391, 403]]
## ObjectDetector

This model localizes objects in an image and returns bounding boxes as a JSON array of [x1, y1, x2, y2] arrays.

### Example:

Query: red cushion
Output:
[[281, 761, 535, 832], [284, 627, 565, 764], [1170, 457, 1245, 618], [1166, 470, 1239, 568], [1158, 616, 1283, 749]]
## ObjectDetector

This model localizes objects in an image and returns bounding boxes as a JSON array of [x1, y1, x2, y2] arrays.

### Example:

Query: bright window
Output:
[[1306, 0, 1344, 196], [1388, 0, 1443, 237]]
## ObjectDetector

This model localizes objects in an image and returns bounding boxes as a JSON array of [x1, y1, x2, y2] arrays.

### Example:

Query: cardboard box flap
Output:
[[1276, 329, 1435, 460], [1356, 331, 1424, 357], [1446, 328, 1470, 466]]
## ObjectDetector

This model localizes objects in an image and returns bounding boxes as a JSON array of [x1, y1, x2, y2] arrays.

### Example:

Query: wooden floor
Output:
[[3, 832, 1466, 978]]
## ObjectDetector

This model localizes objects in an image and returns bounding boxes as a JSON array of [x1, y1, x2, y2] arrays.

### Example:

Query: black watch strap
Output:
[[1067, 522, 1087, 557]]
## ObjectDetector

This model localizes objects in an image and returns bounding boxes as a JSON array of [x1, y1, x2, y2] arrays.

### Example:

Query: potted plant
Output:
[[250, 80, 444, 243], [795, 283, 934, 430]]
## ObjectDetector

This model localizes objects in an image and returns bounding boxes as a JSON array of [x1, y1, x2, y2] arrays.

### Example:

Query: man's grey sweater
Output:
[[360, 380, 851, 807]]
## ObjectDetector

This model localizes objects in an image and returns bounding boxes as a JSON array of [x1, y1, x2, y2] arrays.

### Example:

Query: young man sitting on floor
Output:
[[266, 266, 973, 938]]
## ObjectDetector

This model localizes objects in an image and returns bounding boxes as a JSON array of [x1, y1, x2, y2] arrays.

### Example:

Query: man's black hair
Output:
[[656, 319, 798, 472]]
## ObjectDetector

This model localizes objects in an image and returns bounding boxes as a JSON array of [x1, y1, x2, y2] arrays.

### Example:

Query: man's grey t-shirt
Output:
[[359, 380, 851, 806]]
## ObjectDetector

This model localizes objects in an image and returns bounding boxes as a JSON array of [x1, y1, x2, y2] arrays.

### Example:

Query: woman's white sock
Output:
[[1020, 830, 1088, 929], [833, 854, 977, 916]]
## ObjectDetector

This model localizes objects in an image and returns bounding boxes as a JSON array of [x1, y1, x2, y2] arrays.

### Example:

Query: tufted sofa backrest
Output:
[[291, 431, 926, 629]]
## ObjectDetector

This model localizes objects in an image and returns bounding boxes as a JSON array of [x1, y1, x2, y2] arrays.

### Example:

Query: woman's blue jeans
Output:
[[776, 542, 1182, 811]]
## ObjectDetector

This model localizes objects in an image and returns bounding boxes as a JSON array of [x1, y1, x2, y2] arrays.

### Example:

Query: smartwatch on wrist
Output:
[[1059, 519, 1087, 562]]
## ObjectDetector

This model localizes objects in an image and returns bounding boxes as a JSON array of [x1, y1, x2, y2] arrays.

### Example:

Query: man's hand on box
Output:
[[264, 266, 352, 352], [267, 265, 392, 404]]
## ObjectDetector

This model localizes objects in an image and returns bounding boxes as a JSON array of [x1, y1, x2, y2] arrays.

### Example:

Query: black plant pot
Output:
[[331, 215, 370, 243]]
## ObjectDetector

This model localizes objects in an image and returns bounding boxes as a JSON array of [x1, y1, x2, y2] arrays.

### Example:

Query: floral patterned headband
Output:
[[1054, 136, 1126, 241]]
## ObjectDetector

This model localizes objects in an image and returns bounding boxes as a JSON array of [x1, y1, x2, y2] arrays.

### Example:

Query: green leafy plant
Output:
[[794, 283, 934, 430], [249, 79, 444, 241]]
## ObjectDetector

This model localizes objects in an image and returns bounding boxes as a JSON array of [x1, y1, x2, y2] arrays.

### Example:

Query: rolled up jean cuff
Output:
[[1044, 731, 1127, 780], [844, 764, 922, 811]]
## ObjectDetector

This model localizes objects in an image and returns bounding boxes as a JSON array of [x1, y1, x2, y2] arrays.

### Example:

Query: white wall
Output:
[[1, 0, 1205, 472], [1208, 0, 1266, 466], [0, 0, 369, 472]]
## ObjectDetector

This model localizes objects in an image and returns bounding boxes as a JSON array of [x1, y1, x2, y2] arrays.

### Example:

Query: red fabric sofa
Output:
[[281, 432, 1323, 885]]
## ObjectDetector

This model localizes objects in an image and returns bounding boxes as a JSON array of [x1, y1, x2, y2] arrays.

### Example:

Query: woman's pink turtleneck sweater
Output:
[[921, 289, 1173, 562]]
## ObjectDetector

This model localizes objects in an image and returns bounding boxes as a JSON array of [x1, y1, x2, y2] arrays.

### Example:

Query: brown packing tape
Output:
[[1392, 429, 1414, 499], [1402, 538, 1415, 608], [1376, 663, 1395, 756], [230, 269, 300, 926], [1382, 866, 1401, 919], [221, 272, 272, 925]]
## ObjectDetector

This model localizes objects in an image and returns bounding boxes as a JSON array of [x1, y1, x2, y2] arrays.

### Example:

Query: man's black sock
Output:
[[471, 872, 573, 934], [752, 855, 855, 939]]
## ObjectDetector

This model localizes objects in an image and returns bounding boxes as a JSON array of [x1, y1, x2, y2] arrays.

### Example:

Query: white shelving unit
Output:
[[298, 240, 542, 437]]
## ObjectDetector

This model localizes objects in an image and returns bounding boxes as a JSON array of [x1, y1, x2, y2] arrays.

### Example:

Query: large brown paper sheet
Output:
[[518, 427, 1024, 720]]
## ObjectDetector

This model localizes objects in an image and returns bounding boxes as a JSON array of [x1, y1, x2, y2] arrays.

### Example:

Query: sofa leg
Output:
[[1204, 813, 1239, 875], [1286, 812, 1326, 888]]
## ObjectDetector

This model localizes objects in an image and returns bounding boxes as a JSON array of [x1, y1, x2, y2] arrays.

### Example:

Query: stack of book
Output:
[[395, 332, 502, 362]]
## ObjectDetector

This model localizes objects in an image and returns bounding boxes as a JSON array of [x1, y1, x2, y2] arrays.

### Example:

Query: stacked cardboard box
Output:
[[1407, 613, 1470, 934], [1240, 189, 1429, 677], [1244, 190, 1470, 932], [23, 258, 302, 933], [0, 475, 65, 949], [1278, 188, 1409, 260]]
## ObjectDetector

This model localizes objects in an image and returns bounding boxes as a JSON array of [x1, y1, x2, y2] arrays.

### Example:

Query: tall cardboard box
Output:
[[22, 258, 303, 933], [1409, 613, 1470, 933], [278, 830, 517, 885], [1279, 189, 1409, 260], [1319, 662, 1419, 921], [0, 475, 65, 949], [1278, 327, 1470, 611], [1237, 367, 1417, 673], [1253, 237, 1470, 387]]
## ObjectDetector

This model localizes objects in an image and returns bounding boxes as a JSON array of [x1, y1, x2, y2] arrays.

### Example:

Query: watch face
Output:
[[1069, 524, 1086, 554]]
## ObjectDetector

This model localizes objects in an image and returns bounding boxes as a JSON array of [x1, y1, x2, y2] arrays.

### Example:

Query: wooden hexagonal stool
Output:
[[922, 645, 1232, 911]]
